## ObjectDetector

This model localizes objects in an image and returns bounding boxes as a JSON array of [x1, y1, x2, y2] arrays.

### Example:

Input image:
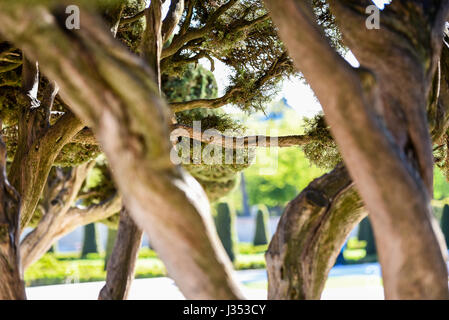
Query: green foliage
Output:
[[103, 227, 117, 270], [24, 253, 167, 287], [302, 113, 341, 169], [80, 223, 101, 258], [441, 204, 449, 248], [358, 217, 377, 256], [137, 247, 159, 259], [434, 167, 449, 200], [244, 147, 324, 207], [253, 204, 270, 246], [233, 254, 266, 270], [163, 64, 218, 102], [55, 143, 101, 167], [236, 243, 268, 255], [214, 202, 237, 262]]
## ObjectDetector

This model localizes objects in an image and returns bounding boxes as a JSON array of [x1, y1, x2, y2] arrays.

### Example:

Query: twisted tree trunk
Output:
[[269, 40, 449, 299], [266, 164, 365, 300], [0, 3, 243, 299], [264, 0, 449, 299], [99, 208, 143, 300]]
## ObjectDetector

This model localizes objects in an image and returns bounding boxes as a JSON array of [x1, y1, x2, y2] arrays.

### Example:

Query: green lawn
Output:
[[25, 245, 268, 287], [24, 243, 377, 287]]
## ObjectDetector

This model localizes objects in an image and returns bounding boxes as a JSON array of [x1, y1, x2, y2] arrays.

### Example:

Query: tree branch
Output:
[[264, 0, 449, 299], [0, 4, 243, 299], [171, 124, 310, 148], [20, 161, 95, 270], [162, 0, 185, 43]]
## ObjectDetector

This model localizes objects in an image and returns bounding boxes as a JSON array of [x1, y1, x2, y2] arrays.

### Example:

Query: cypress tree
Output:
[[81, 223, 101, 258], [358, 217, 377, 256], [253, 205, 270, 246], [441, 204, 449, 248], [214, 203, 237, 262]]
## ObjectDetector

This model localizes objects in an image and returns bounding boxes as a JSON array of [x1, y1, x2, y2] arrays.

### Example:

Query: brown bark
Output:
[[171, 124, 311, 148], [266, 164, 365, 300], [141, 0, 163, 93], [8, 59, 84, 229], [21, 191, 121, 270], [0, 4, 242, 299], [162, 0, 185, 43], [98, 208, 143, 300], [264, 0, 449, 299], [0, 125, 26, 300], [20, 162, 92, 269]]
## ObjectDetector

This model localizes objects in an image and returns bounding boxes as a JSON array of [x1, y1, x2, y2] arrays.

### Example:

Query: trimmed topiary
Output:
[[214, 203, 237, 262], [358, 217, 377, 256], [441, 204, 449, 248], [253, 204, 270, 246], [81, 223, 101, 258]]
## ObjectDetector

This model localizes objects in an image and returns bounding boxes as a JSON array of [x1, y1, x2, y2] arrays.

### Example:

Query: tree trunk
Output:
[[240, 172, 251, 217], [103, 227, 118, 270], [0, 4, 243, 299], [263, 0, 449, 299], [0, 126, 26, 299], [266, 164, 365, 300], [99, 208, 143, 300]]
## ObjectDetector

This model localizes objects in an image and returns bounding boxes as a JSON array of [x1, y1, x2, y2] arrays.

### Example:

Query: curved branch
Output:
[[162, 0, 239, 58], [0, 5, 243, 299], [171, 124, 310, 148], [267, 164, 365, 299], [20, 162, 95, 270], [162, 0, 185, 43], [264, 0, 449, 299], [119, 9, 147, 25]]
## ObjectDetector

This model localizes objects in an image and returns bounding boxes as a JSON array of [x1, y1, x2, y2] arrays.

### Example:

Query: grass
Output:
[[25, 242, 378, 287], [25, 244, 269, 287]]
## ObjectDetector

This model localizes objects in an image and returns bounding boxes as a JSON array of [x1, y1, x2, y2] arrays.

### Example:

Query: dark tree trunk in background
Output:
[[441, 205, 449, 249], [81, 223, 101, 258], [99, 208, 143, 300], [240, 172, 251, 217]]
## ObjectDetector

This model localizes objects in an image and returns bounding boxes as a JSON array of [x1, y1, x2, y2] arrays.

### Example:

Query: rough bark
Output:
[[98, 208, 143, 300], [264, 0, 449, 299], [266, 164, 365, 300], [0, 4, 243, 299], [0, 125, 26, 300], [141, 0, 163, 92], [8, 59, 84, 229]]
